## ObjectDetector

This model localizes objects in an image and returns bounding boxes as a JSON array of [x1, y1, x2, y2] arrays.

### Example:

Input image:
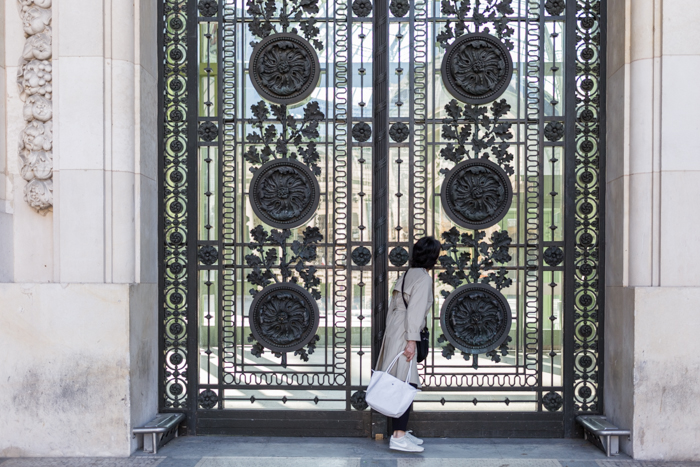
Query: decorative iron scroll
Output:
[[441, 33, 513, 105], [249, 33, 321, 105], [161, 0, 190, 410], [573, 0, 603, 413], [440, 283, 512, 354]]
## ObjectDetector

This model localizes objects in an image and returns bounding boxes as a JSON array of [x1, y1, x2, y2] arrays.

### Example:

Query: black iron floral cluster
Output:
[[246, 225, 323, 298], [245, 225, 323, 363], [440, 99, 514, 176], [436, 0, 515, 50], [246, 0, 324, 50], [437, 227, 513, 295], [248, 333, 319, 363], [244, 100, 325, 176], [437, 333, 512, 364], [437, 227, 513, 363]]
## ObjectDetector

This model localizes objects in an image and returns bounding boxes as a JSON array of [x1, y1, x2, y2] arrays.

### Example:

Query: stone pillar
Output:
[[0, 0, 158, 456], [606, 0, 700, 460]]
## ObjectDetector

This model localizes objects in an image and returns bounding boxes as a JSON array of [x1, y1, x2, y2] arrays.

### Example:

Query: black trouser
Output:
[[391, 383, 418, 432]]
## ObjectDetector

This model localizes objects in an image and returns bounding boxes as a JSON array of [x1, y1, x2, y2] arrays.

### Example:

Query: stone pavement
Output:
[[1, 437, 699, 467]]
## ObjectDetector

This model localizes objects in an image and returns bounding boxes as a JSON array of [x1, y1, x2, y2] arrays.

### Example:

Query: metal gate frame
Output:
[[157, 0, 606, 437]]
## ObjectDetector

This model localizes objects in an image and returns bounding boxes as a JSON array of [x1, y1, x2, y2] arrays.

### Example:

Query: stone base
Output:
[[606, 286, 700, 461], [0, 283, 158, 457]]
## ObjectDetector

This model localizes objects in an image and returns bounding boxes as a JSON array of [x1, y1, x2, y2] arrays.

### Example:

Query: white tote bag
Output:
[[365, 352, 419, 418]]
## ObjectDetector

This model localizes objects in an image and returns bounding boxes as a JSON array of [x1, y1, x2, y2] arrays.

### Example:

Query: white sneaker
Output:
[[405, 430, 424, 445], [390, 434, 424, 453]]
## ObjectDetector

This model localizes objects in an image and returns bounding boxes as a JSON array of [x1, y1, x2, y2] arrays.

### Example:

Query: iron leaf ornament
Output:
[[245, 225, 323, 365], [245, 100, 324, 176], [246, 0, 323, 51], [436, 0, 515, 51], [438, 227, 513, 293], [439, 99, 514, 175]]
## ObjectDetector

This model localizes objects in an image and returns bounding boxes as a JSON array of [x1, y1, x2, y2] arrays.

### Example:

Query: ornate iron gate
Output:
[[158, 0, 605, 437]]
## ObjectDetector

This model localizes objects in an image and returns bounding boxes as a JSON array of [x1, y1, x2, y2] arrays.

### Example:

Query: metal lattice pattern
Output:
[[572, 0, 603, 413], [157, 0, 606, 434], [161, 0, 191, 410]]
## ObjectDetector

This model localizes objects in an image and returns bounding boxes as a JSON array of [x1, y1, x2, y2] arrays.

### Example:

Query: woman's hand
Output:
[[403, 340, 417, 362]]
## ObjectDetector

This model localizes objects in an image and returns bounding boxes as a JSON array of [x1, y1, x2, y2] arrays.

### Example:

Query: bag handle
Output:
[[384, 351, 415, 384]]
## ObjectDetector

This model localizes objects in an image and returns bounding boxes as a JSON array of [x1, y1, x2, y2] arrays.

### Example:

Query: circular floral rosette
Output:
[[440, 283, 512, 354], [249, 282, 320, 353], [441, 158, 513, 230], [249, 33, 321, 105], [250, 158, 320, 229], [441, 33, 513, 105]]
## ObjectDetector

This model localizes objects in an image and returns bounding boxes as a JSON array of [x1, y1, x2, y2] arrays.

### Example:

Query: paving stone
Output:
[[597, 462, 700, 467], [398, 459, 562, 467], [194, 457, 362, 467], [0, 459, 165, 467]]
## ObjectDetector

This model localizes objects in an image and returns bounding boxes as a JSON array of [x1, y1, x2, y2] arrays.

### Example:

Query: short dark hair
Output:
[[410, 236, 442, 270]]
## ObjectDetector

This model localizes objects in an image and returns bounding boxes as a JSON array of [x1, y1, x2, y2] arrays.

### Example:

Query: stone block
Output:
[[0, 282, 157, 457]]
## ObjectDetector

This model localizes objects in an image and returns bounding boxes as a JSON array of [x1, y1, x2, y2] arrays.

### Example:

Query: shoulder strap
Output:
[[401, 269, 410, 309]]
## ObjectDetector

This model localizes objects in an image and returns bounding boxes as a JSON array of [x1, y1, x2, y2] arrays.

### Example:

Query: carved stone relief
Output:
[[17, 0, 53, 211]]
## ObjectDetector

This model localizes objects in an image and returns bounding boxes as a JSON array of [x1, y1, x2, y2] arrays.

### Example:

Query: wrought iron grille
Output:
[[158, 0, 605, 437]]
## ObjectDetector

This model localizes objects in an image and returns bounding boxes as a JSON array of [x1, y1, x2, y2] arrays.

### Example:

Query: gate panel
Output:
[[158, 0, 605, 436]]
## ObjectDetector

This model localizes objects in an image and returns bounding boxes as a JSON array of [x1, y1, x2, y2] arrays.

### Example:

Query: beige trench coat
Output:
[[375, 268, 433, 387]]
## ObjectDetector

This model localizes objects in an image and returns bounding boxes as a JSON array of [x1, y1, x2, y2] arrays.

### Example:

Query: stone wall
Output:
[[0, 0, 159, 456], [605, 0, 700, 460]]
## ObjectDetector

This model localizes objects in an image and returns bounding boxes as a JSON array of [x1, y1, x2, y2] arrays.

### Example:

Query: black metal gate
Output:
[[158, 0, 605, 437]]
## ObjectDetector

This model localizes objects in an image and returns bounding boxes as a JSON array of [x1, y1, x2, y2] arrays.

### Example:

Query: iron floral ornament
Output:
[[441, 33, 513, 105], [250, 158, 320, 229], [245, 226, 323, 364], [437, 228, 513, 364], [439, 99, 514, 229], [441, 159, 512, 230], [245, 100, 324, 229], [250, 34, 321, 105], [249, 282, 320, 353], [246, 0, 323, 104], [440, 283, 512, 354]]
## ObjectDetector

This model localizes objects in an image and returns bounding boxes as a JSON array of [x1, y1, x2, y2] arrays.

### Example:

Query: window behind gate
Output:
[[158, 0, 605, 436]]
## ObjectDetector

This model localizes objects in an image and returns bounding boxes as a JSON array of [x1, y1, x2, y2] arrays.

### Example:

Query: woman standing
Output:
[[375, 236, 441, 453]]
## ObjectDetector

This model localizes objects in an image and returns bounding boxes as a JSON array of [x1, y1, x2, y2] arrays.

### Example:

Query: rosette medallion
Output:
[[441, 158, 513, 230], [440, 283, 512, 354], [441, 33, 513, 105], [250, 158, 320, 229], [249, 33, 321, 105], [249, 282, 320, 353]]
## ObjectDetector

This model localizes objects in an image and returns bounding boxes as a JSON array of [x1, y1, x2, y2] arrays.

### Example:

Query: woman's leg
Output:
[[391, 383, 417, 438], [391, 402, 412, 437]]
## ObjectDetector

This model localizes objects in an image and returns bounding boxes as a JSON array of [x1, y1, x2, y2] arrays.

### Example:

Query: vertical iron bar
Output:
[[186, 0, 199, 434], [371, 0, 390, 369], [597, 0, 607, 420], [563, 0, 577, 436], [157, 0, 166, 416]]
